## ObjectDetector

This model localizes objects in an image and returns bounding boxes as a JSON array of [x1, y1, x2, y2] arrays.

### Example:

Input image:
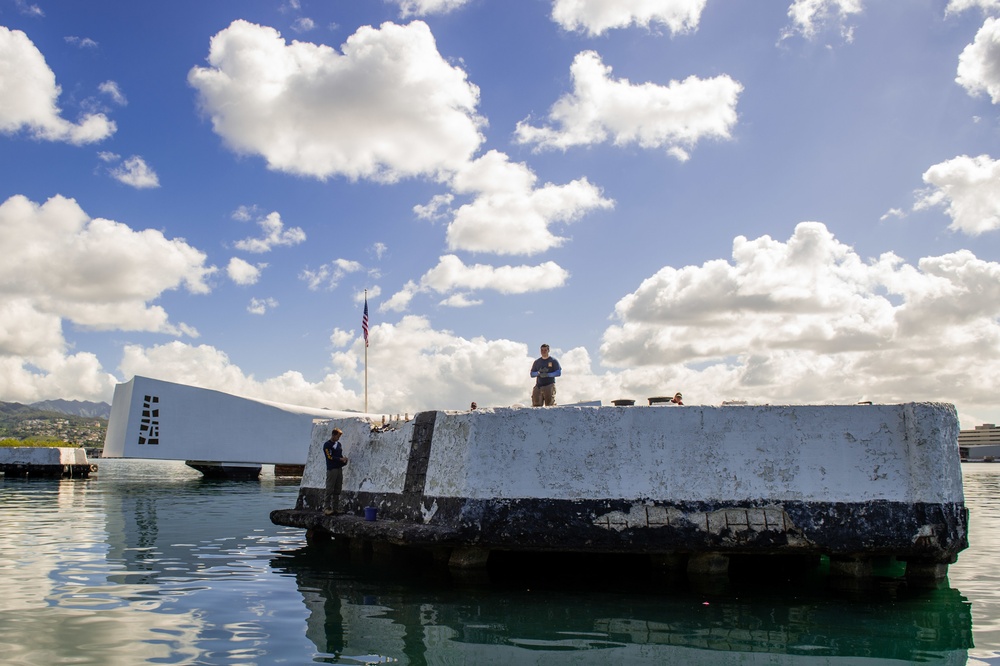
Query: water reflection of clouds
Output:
[[0, 606, 204, 665], [0, 475, 205, 664], [952, 466, 1000, 664], [0, 460, 310, 663]]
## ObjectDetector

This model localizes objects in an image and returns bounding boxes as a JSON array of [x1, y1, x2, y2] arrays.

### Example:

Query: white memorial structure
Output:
[[102, 375, 362, 477]]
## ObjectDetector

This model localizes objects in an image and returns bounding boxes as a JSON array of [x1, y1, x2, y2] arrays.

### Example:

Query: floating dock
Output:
[[270, 402, 968, 581], [0, 447, 97, 478]]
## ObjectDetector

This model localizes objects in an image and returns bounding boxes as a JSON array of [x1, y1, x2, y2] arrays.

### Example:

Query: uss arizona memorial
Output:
[[103, 375, 362, 476]]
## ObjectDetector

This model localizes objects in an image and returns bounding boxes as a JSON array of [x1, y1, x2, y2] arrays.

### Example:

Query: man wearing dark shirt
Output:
[[322, 427, 348, 515], [530, 343, 562, 407]]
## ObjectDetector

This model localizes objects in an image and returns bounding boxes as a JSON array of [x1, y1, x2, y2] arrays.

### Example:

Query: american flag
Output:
[[362, 296, 369, 347]]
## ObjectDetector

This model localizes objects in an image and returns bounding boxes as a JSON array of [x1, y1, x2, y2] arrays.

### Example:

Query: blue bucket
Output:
[[364, 506, 377, 522]]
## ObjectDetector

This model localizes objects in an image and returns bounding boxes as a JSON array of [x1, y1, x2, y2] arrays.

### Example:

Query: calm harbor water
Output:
[[0, 459, 997, 665]]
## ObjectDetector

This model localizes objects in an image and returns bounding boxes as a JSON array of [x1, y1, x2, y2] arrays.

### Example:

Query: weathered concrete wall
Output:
[[302, 403, 963, 504], [102, 375, 362, 465], [0, 447, 88, 466], [282, 403, 967, 564], [436, 404, 962, 504], [302, 417, 414, 492], [0, 446, 94, 478]]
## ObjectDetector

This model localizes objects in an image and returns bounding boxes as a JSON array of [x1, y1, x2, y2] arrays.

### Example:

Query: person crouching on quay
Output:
[[322, 428, 348, 515]]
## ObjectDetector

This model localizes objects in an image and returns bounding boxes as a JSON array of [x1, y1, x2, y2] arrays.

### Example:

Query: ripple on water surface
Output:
[[1, 458, 1000, 665]]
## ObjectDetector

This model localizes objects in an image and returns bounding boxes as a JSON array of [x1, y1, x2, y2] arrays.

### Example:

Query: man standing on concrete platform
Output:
[[322, 428, 348, 515], [530, 343, 562, 407]]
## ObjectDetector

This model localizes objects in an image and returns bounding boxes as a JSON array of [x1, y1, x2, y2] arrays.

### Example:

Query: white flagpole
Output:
[[364, 289, 368, 414]]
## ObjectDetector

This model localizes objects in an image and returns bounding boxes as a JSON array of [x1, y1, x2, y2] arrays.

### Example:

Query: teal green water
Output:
[[0, 460, 996, 665]]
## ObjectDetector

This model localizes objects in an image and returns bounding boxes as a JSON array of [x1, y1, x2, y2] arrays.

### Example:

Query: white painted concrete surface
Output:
[[0, 447, 89, 465], [303, 418, 413, 492], [304, 403, 963, 505]]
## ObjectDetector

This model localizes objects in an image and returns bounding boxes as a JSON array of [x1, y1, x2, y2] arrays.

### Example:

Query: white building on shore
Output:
[[958, 423, 1000, 461]]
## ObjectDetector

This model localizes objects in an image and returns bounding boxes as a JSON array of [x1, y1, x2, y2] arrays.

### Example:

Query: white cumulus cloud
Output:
[[551, 0, 707, 36], [383, 254, 570, 310], [0, 194, 214, 335], [413, 193, 454, 221], [946, 0, 1000, 14], [0, 195, 216, 401], [291, 17, 316, 33], [248, 297, 278, 315], [354, 286, 380, 304], [57, 218, 1000, 421], [515, 51, 742, 158], [65, 36, 98, 49], [234, 211, 306, 253], [420, 255, 569, 295], [914, 155, 1000, 236], [0, 352, 117, 404], [14, 0, 43, 18], [914, 154, 1000, 235], [957, 17, 1000, 103], [782, 0, 863, 41], [109, 155, 160, 189], [188, 19, 484, 182], [99, 80, 127, 106], [326, 315, 535, 411], [442, 150, 614, 255], [227, 257, 264, 285], [599, 222, 1000, 415], [119, 340, 359, 410], [439, 293, 482, 307], [380, 282, 417, 313], [391, 0, 472, 18], [122, 322, 511, 413], [300, 258, 364, 291], [0, 26, 116, 144], [329, 328, 354, 347]]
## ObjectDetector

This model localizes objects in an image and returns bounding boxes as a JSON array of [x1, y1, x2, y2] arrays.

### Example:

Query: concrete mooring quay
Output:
[[0, 447, 97, 478], [270, 402, 968, 582]]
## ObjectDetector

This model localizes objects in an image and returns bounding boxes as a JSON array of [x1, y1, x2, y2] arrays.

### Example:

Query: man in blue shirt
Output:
[[322, 427, 348, 515], [530, 343, 562, 407]]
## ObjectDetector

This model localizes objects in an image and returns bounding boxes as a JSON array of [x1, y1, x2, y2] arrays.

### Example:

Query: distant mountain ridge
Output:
[[1, 399, 110, 445], [28, 399, 112, 419]]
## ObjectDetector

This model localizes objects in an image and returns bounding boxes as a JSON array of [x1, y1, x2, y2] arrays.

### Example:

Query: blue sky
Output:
[[2, 0, 1000, 427]]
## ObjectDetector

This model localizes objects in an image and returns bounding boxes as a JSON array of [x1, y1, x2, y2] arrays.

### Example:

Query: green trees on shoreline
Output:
[[0, 438, 80, 448]]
